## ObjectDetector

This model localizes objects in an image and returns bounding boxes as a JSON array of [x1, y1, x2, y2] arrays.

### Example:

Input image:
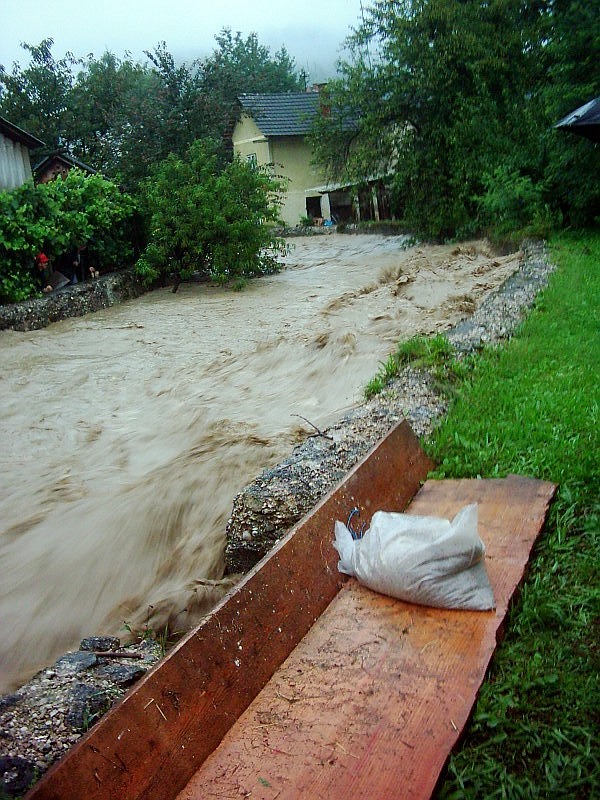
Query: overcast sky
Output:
[[0, 0, 366, 82]]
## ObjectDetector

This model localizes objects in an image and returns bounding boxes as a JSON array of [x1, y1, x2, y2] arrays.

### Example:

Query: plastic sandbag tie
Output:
[[333, 503, 495, 611], [346, 506, 367, 540]]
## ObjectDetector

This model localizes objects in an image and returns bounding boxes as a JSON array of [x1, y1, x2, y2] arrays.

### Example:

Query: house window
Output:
[[246, 153, 257, 169]]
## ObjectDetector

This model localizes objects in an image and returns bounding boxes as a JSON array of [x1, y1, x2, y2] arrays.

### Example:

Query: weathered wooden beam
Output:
[[177, 475, 556, 800], [27, 421, 433, 800]]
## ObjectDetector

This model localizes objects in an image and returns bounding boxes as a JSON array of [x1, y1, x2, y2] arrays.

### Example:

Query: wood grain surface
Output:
[[177, 475, 556, 800], [27, 421, 434, 800]]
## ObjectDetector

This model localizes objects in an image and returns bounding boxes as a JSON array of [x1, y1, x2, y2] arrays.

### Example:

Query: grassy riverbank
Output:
[[426, 230, 599, 798]]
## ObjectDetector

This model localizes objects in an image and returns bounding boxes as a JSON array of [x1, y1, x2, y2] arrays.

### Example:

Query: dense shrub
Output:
[[477, 166, 560, 245], [311, 0, 600, 240], [135, 139, 287, 286], [0, 171, 135, 304]]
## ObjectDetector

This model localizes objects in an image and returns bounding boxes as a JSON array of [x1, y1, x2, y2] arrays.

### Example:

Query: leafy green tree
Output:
[[539, 0, 600, 226], [1, 32, 302, 192], [0, 38, 81, 156], [131, 33, 304, 175], [0, 40, 158, 186], [106, 34, 302, 188], [204, 28, 302, 94], [135, 139, 286, 287], [312, 0, 599, 239], [140, 43, 209, 159], [126, 34, 302, 184], [68, 52, 154, 176], [0, 171, 135, 304], [201, 29, 304, 143], [312, 0, 547, 238]]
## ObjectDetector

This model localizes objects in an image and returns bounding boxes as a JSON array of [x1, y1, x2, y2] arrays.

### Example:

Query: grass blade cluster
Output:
[[364, 334, 455, 399], [426, 230, 599, 798]]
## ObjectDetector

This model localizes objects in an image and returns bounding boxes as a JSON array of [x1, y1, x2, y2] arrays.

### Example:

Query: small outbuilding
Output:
[[0, 116, 45, 191], [34, 152, 97, 184]]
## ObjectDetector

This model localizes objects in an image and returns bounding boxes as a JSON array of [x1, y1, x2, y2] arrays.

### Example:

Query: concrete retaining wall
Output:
[[0, 270, 147, 332]]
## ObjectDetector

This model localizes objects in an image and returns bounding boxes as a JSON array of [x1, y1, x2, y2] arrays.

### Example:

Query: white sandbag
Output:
[[333, 504, 495, 611]]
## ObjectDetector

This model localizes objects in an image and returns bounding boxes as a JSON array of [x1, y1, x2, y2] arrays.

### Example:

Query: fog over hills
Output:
[[1, 0, 360, 81]]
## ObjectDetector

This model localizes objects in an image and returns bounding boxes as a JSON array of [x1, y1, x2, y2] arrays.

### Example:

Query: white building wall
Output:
[[0, 133, 33, 191]]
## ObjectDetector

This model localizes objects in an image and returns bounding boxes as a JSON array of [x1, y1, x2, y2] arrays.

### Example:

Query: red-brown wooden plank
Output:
[[26, 421, 433, 800], [176, 475, 556, 800]]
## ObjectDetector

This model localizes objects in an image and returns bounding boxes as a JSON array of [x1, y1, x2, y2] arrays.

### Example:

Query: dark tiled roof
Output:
[[0, 115, 45, 149], [238, 93, 321, 136]]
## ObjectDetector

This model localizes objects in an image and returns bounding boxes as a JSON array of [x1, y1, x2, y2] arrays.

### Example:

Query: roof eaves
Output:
[[556, 96, 600, 128], [33, 152, 97, 175], [0, 116, 45, 149]]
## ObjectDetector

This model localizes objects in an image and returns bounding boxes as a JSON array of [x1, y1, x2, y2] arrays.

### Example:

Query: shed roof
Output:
[[238, 93, 321, 136], [555, 96, 600, 142], [0, 116, 45, 149], [33, 152, 97, 175]]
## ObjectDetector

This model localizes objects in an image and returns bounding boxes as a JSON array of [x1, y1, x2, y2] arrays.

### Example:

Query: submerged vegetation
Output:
[[384, 230, 598, 797]]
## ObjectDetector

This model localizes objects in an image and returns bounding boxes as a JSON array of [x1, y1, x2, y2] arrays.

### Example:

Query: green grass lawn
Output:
[[425, 230, 599, 798]]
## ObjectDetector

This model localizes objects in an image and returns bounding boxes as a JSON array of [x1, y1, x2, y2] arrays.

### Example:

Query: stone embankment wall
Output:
[[0, 270, 146, 332]]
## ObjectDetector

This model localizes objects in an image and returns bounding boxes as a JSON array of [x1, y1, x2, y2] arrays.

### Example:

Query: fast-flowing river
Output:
[[0, 234, 521, 692]]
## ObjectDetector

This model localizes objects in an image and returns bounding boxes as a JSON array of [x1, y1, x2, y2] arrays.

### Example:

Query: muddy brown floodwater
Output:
[[0, 234, 521, 693]]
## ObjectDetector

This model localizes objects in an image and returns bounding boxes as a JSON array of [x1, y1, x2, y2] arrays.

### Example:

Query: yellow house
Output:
[[233, 92, 348, 227], [233, 92, 393, 228]]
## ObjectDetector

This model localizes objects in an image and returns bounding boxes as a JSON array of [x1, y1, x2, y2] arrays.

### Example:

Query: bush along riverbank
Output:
[[427, 229, 599, 798]]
